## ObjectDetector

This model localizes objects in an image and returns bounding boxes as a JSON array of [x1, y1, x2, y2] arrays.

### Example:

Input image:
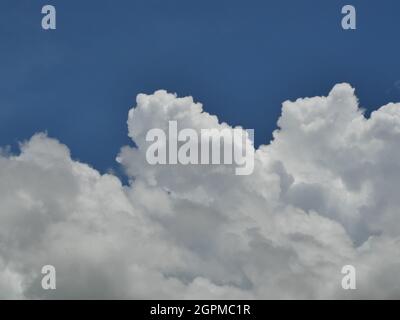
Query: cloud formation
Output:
[[1, 83, 400, 299]]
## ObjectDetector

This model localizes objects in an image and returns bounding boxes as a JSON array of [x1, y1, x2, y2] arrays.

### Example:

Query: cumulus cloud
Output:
[[1, 83, 400, 299]]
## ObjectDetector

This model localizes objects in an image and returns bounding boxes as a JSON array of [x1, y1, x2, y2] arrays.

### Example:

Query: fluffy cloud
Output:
[[0, 83, 399, 299]]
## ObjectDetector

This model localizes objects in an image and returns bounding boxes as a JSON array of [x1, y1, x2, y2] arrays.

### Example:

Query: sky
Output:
[[2, 1, 400, 299], [1, 0, 400, 176]]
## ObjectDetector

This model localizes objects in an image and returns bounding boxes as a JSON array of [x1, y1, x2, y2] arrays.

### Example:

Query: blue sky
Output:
[[1, 0, 400, 176]]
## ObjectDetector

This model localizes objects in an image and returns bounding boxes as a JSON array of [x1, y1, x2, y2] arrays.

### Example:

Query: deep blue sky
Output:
[[1, 0, 400, 175]]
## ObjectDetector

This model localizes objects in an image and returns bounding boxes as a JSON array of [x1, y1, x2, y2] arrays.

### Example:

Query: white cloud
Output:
[[1, 84, 400, 299]]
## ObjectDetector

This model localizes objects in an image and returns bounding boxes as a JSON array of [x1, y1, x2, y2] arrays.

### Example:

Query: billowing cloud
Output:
[[1, 83, 399, 299]]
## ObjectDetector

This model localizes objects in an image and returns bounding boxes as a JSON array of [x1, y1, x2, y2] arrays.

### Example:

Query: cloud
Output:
[[0, 84, 400, 299]]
